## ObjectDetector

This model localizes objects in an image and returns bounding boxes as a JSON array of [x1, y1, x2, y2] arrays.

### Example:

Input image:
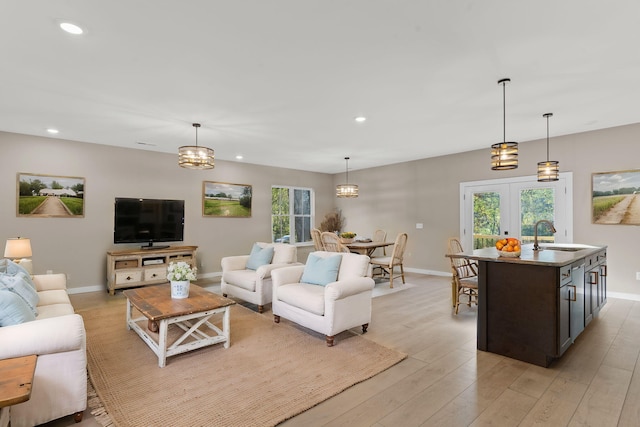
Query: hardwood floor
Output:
[[48, 273, 640, 426]]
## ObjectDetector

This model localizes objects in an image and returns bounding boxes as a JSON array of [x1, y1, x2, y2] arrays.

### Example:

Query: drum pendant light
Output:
[[537, 113, 559, 182], [491, 78, 518, 170], [336, 157, 358, 198], [178, 123, 215, 169]]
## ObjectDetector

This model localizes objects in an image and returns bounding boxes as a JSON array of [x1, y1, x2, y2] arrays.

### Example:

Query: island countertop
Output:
[[449, 243, 607, 267]]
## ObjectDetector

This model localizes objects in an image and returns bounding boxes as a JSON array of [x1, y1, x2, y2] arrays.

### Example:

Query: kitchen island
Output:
[[449, 243, 607, 367]]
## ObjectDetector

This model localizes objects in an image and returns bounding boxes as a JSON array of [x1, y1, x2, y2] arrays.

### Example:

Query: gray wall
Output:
[[2, 123, 640, 298], [336, 123, 640, 298]]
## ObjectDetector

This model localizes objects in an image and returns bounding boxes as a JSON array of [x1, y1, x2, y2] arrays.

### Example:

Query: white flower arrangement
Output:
[[166, 261, 197, 282]]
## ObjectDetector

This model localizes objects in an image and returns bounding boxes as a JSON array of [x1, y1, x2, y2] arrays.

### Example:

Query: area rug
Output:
[[80, 301, 406, 427]]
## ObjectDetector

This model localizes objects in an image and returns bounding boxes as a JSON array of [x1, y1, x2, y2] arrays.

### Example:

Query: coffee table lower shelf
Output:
[[126, 301, 232, 368]]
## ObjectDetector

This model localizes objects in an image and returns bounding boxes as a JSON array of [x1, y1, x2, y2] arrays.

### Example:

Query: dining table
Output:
[[345, 240, 394, 257]]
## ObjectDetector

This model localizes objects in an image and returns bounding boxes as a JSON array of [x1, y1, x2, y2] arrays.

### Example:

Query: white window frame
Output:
[[460, 173, 573, 250], [271, 185, 315, 246]]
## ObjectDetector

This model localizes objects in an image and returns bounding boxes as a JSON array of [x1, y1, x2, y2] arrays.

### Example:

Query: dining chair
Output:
[[311, 228, 324, 251], [372, 229, 387, 256], [446, 237, 478, 314], [320, 232, 350, 253], [370, 232, 408, 288]]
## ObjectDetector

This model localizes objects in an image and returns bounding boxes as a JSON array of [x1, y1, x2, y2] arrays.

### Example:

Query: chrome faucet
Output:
[[533, 220, 557, 251]]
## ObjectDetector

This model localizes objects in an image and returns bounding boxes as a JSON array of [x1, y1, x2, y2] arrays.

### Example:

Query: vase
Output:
[[340, 238, 355, 244], [170, 280, 190, 299]]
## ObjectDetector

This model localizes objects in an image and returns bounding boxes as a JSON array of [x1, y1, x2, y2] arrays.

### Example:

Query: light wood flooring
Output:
[[44, 273, 640, 426]]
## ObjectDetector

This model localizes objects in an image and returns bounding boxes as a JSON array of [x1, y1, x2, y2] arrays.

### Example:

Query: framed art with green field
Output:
[[592, 169, 640, 225], [203, 181, 252, 217], [17, 173, 85, 218]]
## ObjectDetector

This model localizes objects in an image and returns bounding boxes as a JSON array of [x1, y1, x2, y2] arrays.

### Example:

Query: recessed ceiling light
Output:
[[354, 116, 367, 123], [235, 155, 244, 160], [60, 22, 84, 35], [46, 128, 59, 134]]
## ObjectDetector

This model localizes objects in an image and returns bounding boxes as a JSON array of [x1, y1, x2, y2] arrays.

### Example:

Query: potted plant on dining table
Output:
[[339, 231, 357, 244]]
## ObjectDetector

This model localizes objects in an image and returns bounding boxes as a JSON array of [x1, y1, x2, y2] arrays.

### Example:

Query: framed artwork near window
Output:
[[202, 181, 252, 217], [17, 173, 85, 218], [592, 169, 640, 225]]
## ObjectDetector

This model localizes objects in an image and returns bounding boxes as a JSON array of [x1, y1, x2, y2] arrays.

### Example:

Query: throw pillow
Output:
[[246, 244, 275, 270], [0, 272, 39, 316], [0, 259, 36, 288], [301, 253, 342, 286], [0, 290, 36, 326]]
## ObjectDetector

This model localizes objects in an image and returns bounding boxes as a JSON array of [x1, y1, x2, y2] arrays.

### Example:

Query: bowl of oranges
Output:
[[496, 238, 521, 257]]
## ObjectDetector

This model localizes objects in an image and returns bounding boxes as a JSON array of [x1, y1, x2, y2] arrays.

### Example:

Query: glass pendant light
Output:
[[537, 113, 559, 182], [336, 157, 358, 198], [491, 78, 518, 170], [178, 123, 215, 169]]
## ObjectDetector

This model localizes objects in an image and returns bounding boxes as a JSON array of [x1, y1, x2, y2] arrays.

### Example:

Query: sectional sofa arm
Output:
[[32, 273, 68, 292], [221, 255, 250, 272], [0, 314, 85, 360], [325, 277, 375, 300], [271, 265, 305, 287]]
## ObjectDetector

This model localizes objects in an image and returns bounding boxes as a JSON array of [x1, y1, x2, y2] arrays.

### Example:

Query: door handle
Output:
[[569, 285, 577, 302], [589, 271, 598, 285], [600, 265, 607, 277]]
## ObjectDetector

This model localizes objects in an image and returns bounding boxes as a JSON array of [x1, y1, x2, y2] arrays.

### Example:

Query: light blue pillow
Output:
[[246, 244, 275, 270], [0, 272, 39, 316], [0, 290, 36, 326], [301, 254, 342, 286], [0, 259, 36, 289]]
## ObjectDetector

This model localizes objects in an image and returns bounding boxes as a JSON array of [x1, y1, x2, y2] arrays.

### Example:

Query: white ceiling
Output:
[[2, 1, 640, 174]]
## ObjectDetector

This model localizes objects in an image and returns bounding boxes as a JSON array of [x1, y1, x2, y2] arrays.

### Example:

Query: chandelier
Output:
[[178, 123, 214, 169], [336, 157, 358, 198], [537, 113, 559, 181]]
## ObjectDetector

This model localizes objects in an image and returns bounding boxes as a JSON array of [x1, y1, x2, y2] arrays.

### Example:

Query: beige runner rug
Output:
[[81, 301, 406, 427]]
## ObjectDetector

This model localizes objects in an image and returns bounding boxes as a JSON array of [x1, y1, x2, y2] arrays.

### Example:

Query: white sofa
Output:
[[221, 242, 299, 313], [272, 251, 375, 346], [0, 273, 87, 427]]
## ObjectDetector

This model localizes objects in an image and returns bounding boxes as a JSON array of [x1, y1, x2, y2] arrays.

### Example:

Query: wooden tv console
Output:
[[106, 246, 198, 295]]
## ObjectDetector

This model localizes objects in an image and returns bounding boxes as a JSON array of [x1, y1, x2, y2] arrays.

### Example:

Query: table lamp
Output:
[[4, 237, 33, 274]]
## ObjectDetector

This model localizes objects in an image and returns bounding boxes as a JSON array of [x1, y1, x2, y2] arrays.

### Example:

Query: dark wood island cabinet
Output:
[[450, 243, 607, 367]]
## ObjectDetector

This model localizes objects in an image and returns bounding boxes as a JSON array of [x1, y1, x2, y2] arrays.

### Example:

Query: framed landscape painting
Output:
[[592, 169, 640, 225], [17, 173, 85, 218], [202, 181, 252, 217]]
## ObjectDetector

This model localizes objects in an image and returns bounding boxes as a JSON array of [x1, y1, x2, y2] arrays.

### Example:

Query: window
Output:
[[271, 186, 314, 244], [460, 173, 573, 250]]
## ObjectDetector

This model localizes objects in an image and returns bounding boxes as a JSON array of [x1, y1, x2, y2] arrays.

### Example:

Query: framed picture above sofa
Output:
[[202, 181, 252, 217], [592, 169, 640, 225], [16, 173, 85, 218]]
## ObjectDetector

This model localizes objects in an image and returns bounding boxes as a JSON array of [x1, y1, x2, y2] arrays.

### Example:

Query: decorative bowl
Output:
[[498, 250, 521, 258], [340, 238, 355, 244]]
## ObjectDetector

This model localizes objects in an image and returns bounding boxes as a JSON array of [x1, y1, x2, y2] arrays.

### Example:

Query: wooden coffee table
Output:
[[0, 355, 37, 427], [123, 284, 236, 367]]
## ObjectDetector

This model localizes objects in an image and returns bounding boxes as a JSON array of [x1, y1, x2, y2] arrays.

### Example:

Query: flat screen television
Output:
[[114, 198, 184, 249]]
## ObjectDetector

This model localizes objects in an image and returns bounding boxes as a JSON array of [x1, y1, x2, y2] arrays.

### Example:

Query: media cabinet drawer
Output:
[[115, 270, 143, 285], [115, 259, 139, 269], [144, 267, 167, 282]]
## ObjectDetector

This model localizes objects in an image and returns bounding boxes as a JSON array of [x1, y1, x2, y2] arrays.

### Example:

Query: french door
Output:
[[460, 173, 573, 250]]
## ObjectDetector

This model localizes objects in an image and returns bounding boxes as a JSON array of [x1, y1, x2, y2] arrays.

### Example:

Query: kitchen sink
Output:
[[538, 244, 596, 252]]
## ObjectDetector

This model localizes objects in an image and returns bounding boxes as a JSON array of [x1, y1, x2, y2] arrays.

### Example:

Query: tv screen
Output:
[[114, 198, 184, 247]]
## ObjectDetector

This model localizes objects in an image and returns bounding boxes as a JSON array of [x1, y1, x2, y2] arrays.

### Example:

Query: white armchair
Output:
[[221, 242, 299, 313], [272, 251, 375, 346]]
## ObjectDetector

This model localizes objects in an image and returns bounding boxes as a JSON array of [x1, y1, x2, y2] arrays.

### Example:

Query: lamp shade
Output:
[[4, 237, 32, 258], [336, 183, 359, 198], [178, 145, 215, 169]]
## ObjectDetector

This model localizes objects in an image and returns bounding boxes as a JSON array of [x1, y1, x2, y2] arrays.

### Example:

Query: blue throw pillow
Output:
[[0, 290, 36, 326], [301, 254, 342, 286], [0, 272, 39, 316], [246, 244, 275, 270]]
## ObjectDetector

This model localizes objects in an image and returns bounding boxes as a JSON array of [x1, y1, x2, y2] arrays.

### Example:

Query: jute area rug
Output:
[[81, 300, 406, 427]]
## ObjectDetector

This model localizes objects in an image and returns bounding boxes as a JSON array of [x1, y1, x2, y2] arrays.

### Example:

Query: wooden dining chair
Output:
[[446, 237, 478, 314], [311, 228, 324, 251], [320, 232, 350, 253], [370, 232, 408, 288], [372, 229, 387, 256]]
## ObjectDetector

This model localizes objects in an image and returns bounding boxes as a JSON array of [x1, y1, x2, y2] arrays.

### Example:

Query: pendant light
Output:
[[178, 123, 215, 169], [491, 78, 518, 170], [537, 113, 559, 182], [336, 157, 358, 198]]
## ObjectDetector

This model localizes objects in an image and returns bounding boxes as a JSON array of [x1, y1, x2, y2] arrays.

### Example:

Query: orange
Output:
[[514, 245, 520, 252], [496, 242, 504, 250]]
